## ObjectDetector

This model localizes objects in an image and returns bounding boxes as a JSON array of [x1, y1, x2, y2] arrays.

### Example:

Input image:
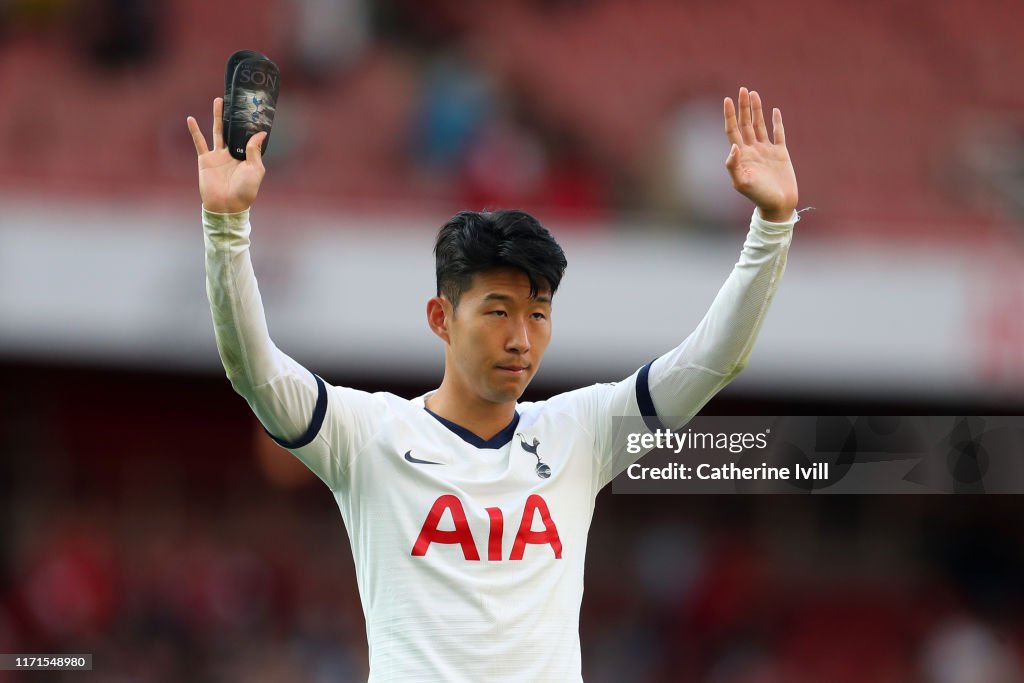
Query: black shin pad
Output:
[[224, 53, 280, 161]]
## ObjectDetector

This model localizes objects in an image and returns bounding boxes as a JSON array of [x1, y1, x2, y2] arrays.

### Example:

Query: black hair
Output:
[[434, 210, 568, 309]]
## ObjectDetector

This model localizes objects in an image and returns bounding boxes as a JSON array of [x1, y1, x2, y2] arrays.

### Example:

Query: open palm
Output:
[[186, 98, 267, 214], [723, 87, 799, 222]]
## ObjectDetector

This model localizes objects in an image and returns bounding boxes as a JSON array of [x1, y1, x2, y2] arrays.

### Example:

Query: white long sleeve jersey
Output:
[[203, 207, 796, 682]]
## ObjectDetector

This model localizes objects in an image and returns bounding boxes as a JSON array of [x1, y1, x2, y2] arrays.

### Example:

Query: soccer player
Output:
[[186, 86, 799, 682]]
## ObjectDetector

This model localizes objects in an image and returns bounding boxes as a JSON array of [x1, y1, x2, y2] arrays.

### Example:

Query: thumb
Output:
[[725, 143, 740, 169], [246, 132, 268, 169]]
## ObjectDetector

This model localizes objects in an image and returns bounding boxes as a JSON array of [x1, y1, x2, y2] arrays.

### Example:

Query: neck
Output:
[[426, 376, 517, 442]]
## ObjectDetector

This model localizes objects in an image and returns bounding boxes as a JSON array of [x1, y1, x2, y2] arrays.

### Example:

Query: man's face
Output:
[[442, 268, 552, 406]]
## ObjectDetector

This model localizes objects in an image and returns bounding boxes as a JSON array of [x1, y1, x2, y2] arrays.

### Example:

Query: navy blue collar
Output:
[[424, 407, 521, 449]]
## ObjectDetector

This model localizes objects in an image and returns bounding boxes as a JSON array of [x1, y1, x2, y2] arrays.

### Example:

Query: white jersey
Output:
[[202, 207, 797, 682]]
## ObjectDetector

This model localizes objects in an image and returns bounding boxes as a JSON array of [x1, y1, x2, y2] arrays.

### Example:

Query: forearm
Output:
[[203, 208, 318, 441], [648, 208, 797, 417]]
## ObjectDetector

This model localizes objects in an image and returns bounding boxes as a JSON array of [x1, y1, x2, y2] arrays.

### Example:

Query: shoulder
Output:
[[519, 364, 651, 427], [322, 383, 422, 421], [518, 381, 625, 425]]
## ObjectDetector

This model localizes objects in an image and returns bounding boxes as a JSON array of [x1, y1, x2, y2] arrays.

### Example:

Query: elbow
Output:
[[215, 344, 259, 396], [224, 366, 255, 398], [724, 357, 749, 382]]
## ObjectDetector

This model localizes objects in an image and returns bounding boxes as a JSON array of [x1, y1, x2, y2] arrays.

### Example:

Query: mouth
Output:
[[496, 364, 529, 375]]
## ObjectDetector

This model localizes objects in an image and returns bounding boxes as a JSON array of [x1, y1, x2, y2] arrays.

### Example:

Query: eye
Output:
[[531, 312, 547, 321], [489, 310, 507, 317]]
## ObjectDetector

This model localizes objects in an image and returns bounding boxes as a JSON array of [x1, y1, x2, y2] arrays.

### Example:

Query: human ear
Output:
[[426, 296, 451, 343]]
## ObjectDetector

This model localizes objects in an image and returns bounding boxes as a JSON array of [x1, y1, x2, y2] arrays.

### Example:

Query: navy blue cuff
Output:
[[265, 373, 328, 449], [636, 360, 666, 432]]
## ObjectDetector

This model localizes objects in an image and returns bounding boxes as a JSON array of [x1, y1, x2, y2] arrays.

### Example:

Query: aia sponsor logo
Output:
[[412, 494, 562, 561]]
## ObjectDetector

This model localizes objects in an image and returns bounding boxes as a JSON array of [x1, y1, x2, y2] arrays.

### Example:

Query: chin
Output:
[[487, 389, 524, 404], [486, 381, 530, 404]]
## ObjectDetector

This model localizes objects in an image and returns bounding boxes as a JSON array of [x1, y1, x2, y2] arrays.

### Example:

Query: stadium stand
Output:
[[0, 0, 1021, 236]]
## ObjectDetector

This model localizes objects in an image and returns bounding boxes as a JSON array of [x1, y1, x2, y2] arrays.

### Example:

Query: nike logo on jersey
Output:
[[404, 450, 443, 465]]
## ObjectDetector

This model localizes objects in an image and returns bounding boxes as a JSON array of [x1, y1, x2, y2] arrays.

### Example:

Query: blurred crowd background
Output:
[[2, 0, 1024, 681], [1, 0, 1023, 234]]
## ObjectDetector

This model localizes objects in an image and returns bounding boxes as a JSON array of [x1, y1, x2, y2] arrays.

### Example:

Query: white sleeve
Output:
[[644, 207, 796, 421], [569, 207, 797, 489], [203, 208, 383, 490]]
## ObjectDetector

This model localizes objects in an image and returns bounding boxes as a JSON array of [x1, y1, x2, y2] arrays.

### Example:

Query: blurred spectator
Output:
[[703, 645, 787, 683], [533, 123, 610, 218], [374, 0, 474, 51], [951, 114, 1024, 229], [16, 523, 117, 644], [78, 0, 162, 70], [459, 105, 546, 211], [409, 52, 495, 185], [0, 602, 16, 654], [1, 0, 75, 36], [922, 615, 1022, 683], [284, 0, 371, 85], [457, 79, 611, 217], [631, 522, 702, 608], [644, 96, 749, 230]]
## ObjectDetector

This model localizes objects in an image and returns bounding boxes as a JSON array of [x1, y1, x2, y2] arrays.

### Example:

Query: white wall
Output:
[[2, 197, 1022, 401]]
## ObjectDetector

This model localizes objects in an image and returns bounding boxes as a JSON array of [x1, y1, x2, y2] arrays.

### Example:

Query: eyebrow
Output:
[[482, 292, 552, 305]]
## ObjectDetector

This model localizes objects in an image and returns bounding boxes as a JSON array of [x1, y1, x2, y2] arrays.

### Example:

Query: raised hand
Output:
[[723, 87, 798, 222], [186, 98, 267, 213]]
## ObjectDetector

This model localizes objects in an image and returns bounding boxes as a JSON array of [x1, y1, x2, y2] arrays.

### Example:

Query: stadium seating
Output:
[[0, 0, 1020, 237]]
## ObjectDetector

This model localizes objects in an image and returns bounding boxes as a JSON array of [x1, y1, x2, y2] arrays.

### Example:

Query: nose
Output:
[[506, 317, 531, 355]]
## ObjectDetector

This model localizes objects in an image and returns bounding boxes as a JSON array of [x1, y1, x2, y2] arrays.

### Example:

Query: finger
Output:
[[741, 87, 757, 144], [772, 107, 786, 146], [245, 132, 267, 171], [213, 98, 225, 150], [750, 91, 769, 143], [723, 97, 743, 147], [186, 116, 209, 156]]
